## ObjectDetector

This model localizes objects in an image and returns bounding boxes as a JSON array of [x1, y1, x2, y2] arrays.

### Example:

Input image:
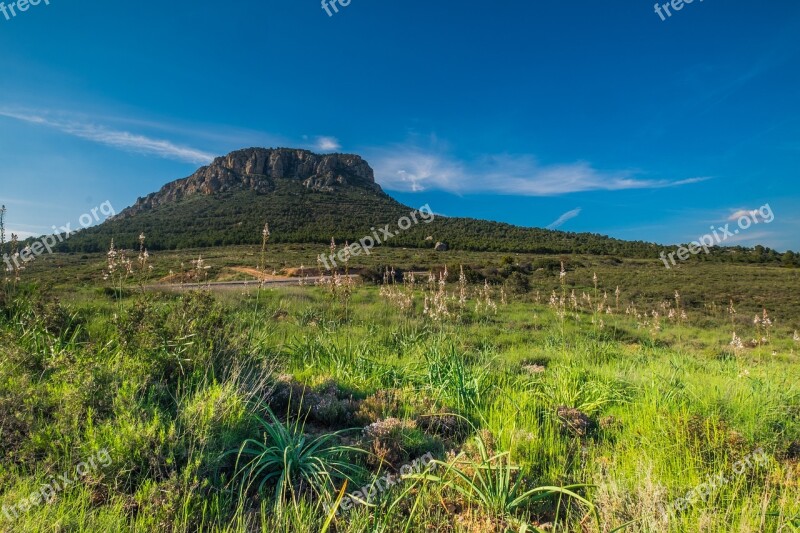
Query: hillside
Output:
[[54, 148, 795, 265]]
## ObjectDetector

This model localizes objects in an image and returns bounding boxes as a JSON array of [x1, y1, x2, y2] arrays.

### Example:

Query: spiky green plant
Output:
[[421, 431, 597, 527], [226, 405, 366, 510]]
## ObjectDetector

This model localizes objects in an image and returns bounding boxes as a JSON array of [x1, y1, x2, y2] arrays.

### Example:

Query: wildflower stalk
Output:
[[592, 272, 599, 339], [0, 205, 10, 301], [137, 233, 151, 293], [249, 222, 270, 347], [259, 223, 270, 287], [194, 255, 210, 287], [559, 261, 567, 356], [0, 205, 5, 259], [342, 242, 353, 321], [458, 266, 467, 310], [9, 234, 22, 284], [728, 300, 743, 353], [105, 239, 133, 314]]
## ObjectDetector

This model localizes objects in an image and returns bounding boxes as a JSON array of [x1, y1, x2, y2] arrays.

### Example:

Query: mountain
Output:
[[52, 147, 794, 266], [117, 148, 383, 218], [56, 147, 660, 257]]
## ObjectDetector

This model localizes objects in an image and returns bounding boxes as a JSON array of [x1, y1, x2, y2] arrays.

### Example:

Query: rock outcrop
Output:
[[119, 148, 382, 218]]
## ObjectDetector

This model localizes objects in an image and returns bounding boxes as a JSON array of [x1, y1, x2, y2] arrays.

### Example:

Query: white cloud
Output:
[[720, 230, 774, 246], [315, 136, 341, 152], [728, 208, 762, 222], [368, 145, 710, 196], [0, 110, 215, 164], [547, 208, 582, 230], [5, 229, 39, 240]]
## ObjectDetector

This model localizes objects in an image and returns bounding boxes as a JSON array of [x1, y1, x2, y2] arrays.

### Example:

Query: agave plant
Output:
[[420, 432, 597, 527], [226, 405, 365, 509]]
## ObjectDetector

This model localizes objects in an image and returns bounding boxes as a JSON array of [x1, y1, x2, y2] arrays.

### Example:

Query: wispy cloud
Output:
[[0, 110, 215, 164], [0, 197, 63, 209], [368, 144, 709, 196], [721, 230, 774, 246], [4, 229, 39, 240], [728, 208, 765, 222], [547, 208, 582, 229], [315, 136, 341, 152]]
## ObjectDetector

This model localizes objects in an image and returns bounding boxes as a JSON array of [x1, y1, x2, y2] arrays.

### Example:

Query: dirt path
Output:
[[145, 275, 359, 292]]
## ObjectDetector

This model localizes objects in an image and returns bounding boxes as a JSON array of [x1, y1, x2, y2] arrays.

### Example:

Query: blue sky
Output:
[[0, 0, 798, 250]]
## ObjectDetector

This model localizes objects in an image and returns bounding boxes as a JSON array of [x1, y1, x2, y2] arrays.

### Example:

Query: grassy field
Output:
[[16, 242, 800, 317], [1, 244, 799, 532]]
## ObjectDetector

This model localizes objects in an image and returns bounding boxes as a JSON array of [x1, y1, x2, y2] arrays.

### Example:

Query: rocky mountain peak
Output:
[[119, 148, 382, 218]]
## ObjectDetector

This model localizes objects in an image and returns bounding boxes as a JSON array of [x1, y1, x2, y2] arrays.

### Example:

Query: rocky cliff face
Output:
[[119, 148, 382, 218]]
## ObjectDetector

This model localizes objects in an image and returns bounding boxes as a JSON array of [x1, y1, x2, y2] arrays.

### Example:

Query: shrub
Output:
[[268, 375, 361, 428], [505, 271, 531, 295], [362, 418, 443, 471]]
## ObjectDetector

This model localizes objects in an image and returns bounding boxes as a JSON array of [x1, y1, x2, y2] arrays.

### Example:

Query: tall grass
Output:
[[1, 263, 798, 531]]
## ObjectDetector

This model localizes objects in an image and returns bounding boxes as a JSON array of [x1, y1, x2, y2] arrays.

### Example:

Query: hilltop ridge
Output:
[[119, 148, 383, 219]]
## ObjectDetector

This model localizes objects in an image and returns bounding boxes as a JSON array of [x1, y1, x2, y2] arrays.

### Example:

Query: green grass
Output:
[[1, 257, 799, 532]]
